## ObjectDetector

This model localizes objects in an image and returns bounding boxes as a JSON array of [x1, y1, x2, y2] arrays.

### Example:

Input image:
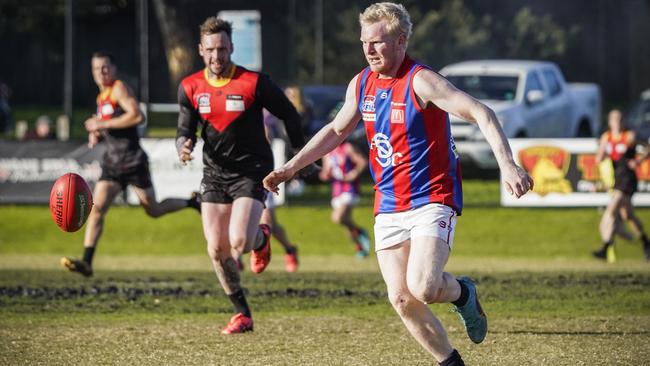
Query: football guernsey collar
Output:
[[204, 64, 237, 88]]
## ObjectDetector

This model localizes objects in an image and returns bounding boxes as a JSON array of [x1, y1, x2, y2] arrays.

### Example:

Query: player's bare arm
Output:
[[175, 84, 200, 163], [343, 144, 367, 182], [413, 69, 533, 197], [263, 76, 362, 193], [318, 152, 332, 181], [595, 133, 609, 164], [629, 131, 650, 170], [85, 83, 142, 132]]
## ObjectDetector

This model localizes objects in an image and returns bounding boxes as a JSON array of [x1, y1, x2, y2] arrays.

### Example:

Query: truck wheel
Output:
[[576, 120, 592, 137]]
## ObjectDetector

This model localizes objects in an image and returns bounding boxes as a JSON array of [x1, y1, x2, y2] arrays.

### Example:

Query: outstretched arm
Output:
[[263, 76, 362, 193], [413, 69, 533, 198], [343, 143, 368, 182], [595, 133, 608, 164]]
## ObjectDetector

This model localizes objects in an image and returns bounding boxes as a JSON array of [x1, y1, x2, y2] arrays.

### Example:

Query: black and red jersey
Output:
[[95, 79, 146, 171], [176, 65, 304, 177], [605, 130, 635, 163]]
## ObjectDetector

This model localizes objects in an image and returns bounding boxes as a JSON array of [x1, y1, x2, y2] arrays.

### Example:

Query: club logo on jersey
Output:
[[196, 93, 211, 114], [362, 95, 376, 112], [371, 133, 403, 168], [99, 102, 114, 118], [226, 94, 245, 112], [390, 109, 404, 124], [361, 95, 376, 122]]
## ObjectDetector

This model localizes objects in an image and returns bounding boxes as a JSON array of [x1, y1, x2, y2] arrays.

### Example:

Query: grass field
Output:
[[1, 180, 650, 365]]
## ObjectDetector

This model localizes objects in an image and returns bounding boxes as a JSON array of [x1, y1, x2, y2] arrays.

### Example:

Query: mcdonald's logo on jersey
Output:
[[390, 108, 404, 124]]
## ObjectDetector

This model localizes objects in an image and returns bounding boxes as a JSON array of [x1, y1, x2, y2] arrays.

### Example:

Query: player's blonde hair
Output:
[[359, 2, 412, 40], [199, 16, 232, 39]]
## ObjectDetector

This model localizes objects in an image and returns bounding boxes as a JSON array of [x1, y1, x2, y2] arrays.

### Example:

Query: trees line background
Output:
[[1, 0, 649, 110]]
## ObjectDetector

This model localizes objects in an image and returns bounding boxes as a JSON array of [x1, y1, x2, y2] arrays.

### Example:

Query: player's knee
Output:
[[88, 205, 106, 221], [229, 233, 247, 252], [387, 290, 416, 315], [407, 277, 443, 304], [142, 203, 162, 218], [331, 212, 342, 225]]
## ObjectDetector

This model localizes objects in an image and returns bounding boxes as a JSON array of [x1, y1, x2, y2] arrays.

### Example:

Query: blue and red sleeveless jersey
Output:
[[355, 56, 463, 215], [328, 142, 361, 198]]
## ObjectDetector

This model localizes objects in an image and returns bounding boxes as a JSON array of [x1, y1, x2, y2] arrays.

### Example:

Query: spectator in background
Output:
[[24, 115, 56, 140], [319, 139, 371, 258], [61, 51, 201, 278], [592, 109, 650, 262], [0, 81, 12, 134]]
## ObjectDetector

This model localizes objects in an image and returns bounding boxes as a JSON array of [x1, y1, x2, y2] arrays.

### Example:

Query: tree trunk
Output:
[[151, 0, 195, 95]]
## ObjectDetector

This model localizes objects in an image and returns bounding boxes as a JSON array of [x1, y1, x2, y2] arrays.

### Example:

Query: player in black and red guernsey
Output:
[[61, 51, 200, 278], [176, 17, 305, 334]]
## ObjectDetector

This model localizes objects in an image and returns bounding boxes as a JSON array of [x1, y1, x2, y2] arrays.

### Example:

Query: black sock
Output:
[[440, 349, 464, 366], [228, 290, 251, 318], [82, 247, 95, 265], [641, 234, 650, 246], [602, 240, 614, 250], [452, 280, 469, 307], [285, 245, 296, 255]]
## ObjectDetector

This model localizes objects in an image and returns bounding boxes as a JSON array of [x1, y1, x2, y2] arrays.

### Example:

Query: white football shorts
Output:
[[331, 192, 361, 209], [374, 203, 457, 252]]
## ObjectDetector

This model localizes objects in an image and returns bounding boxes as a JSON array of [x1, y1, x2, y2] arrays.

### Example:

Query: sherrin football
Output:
[[49, 173, 94, 232]]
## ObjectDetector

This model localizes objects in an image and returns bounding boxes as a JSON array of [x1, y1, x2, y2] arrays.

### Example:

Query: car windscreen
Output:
[[446, 75, 518, 101]]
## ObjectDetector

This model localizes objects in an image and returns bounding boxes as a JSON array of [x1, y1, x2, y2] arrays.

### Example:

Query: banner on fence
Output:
[[502, 138, 650, 207], [0, 138, 286, 205]]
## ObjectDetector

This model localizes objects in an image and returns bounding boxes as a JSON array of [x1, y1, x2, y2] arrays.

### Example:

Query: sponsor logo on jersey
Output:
[[362, 113, 376, 122], [379, 91, 388, 99], [439, 221, 447, 228], [390, 109, 404, 124], [100, 102, 115, 118], [197, 93, 211, 114], [226, 94, 245, 112], [371, 133, 403, 168]]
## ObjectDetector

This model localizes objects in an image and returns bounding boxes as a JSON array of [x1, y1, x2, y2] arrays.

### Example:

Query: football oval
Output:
[[49, 173, 94, 232]]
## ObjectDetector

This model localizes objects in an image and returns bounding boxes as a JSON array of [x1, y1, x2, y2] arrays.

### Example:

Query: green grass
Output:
[[2, 180, 648, 260], [1, 180, 650, 365], [0, 270, 648, 365]]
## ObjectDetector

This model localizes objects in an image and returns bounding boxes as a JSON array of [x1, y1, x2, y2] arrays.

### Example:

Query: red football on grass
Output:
[[49, 173, 94, 232]]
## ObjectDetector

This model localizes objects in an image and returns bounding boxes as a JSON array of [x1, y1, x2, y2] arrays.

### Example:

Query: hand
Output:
[[263, 166, 297, 194], [178, 139, 194, 164], [342, 171, 359, 182], [87, 131, 100, 148], [84, 115, 102, 132], [502, 163, 534, 198], [627, 159, 640, 170]]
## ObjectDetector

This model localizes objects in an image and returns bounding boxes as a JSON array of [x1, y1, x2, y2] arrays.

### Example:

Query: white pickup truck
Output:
[[440, 60, 601, 168]]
